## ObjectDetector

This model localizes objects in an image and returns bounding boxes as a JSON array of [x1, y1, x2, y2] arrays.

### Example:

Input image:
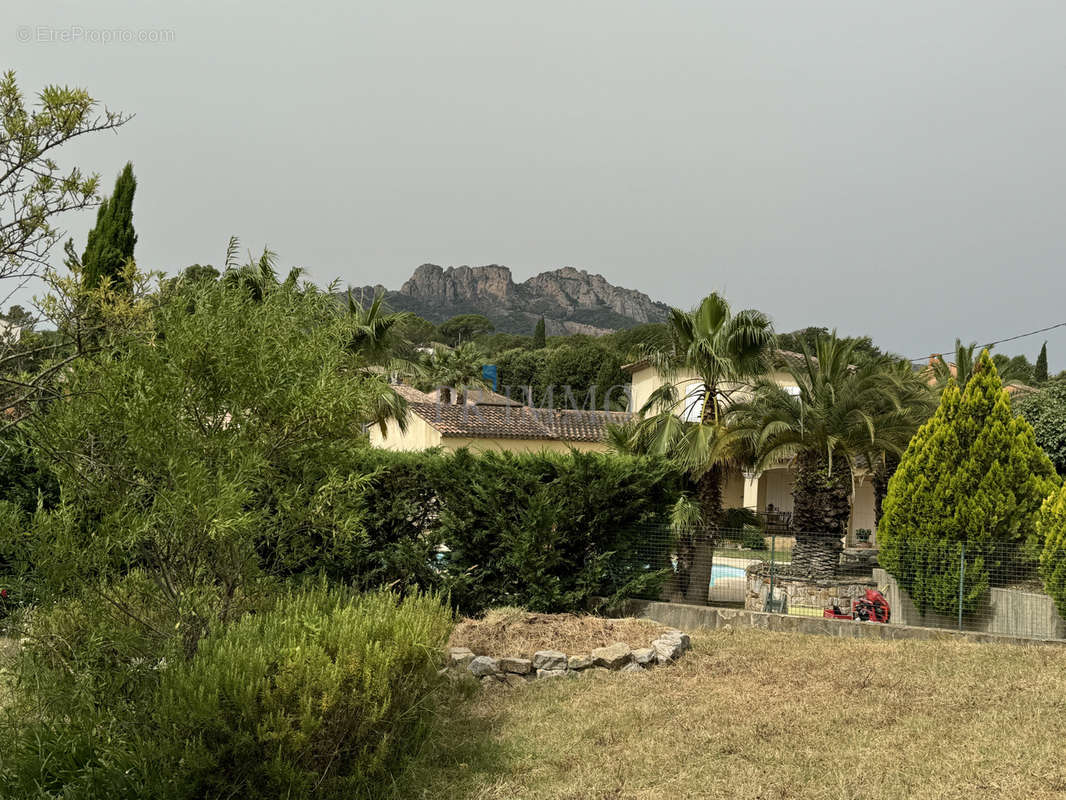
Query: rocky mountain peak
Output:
[[357, 263, 670, 335]]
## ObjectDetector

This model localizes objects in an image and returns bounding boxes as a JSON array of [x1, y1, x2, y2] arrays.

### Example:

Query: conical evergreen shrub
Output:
[[878, 350, 1059, 615], [1039, 484, 1066, 617], [82, 162, 137, 289]]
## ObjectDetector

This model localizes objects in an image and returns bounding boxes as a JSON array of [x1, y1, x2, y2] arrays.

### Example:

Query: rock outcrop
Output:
[[350, 263, 670, 335]]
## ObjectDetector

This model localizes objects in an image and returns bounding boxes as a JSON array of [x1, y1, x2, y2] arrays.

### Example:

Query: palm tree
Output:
[[219, 239, 303, 302], [418, 343, 488, 404], [610, 292, 776, 603], [731, 334, 931, 578], [931, 339, 1032, 394], [340, 291, 421, 437], [344, 289, 412, 368], [930, 339, 978, 391]]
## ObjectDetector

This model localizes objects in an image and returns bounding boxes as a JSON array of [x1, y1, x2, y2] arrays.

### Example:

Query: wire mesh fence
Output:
[[624, 523, 1065, 642]]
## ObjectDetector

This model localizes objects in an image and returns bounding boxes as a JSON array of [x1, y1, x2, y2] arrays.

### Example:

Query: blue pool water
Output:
[[709, 564, 746, 586]]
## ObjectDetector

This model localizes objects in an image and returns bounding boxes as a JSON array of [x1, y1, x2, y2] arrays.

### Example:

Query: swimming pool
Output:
[[709, 563, 747, 586]]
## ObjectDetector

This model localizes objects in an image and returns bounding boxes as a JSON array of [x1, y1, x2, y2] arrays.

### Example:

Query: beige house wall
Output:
[[369, 413, 443, 451], [721, 468, 744, 509], [370, 416, 609, 455], [848, 479, 877, 543], [628, 365, 798, 414], [440, 437, 607, 455], [761, 467, 795, 513], [630, 363, 879, 544]]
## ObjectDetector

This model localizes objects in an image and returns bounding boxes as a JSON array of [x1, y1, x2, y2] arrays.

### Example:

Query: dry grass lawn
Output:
[[408, 627, 1066, 799], [450, 608, 666, 658]]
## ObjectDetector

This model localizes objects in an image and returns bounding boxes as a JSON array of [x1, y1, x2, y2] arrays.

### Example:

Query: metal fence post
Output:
[[957, 542, 966, 632], [764, 534, 777, 613]]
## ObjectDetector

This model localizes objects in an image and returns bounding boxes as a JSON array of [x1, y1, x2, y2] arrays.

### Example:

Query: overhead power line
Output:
[[908, 320, 1066, 363]]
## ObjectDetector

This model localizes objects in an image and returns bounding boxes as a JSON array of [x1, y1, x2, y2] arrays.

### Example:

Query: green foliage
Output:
[[931, 339, 978, 391], [80, 162, 137, 290], [0, 70, 129, 279], [0, 304, 33, 330], [493, 339, 629, 410], [149, 585, 454, 799], [4, 275, 392, 645], [992, 352, 1034, 385], [0, 573, 196, 798], [733, 337, 934, 558], [417, 342, 487, 403], [438, 313, 493, 345], [878, 352, 1060, 615], [1039, 483, 1066, 618], [776, 326, 889, 362], [394, 313, 437, 351], [345, 448, 685, 615], [475, 331, 532, 356], [343, 288, 413, 366], [1015, 379, 1066, 475], [602, 322, 669, 359], [494, 346, 548, 402], [0, 434, 58, 513], [0, 584, 455, 800], [1035, 342, 1049, 384], [533, 317, 546, 348]]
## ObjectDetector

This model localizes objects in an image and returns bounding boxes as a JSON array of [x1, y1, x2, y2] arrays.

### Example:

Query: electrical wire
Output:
[[907, 321, 1066, 363]]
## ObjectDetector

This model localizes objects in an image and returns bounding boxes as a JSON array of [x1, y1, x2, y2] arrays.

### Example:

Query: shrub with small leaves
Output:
[[147, 584, 454, 800]]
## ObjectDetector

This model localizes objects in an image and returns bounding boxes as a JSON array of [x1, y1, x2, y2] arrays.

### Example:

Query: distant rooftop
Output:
[[407, 402, 631, 442]]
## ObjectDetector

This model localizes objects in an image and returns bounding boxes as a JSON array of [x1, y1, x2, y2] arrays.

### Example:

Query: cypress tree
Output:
[[878, 350, 1059, 616], [82, 162, 137, 290], [1035, 342, 1049, 383], [532, 317, 546, 349], [1039, 483, 1066, 617]]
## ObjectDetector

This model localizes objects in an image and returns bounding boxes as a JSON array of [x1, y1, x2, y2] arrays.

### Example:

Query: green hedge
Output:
[[311, 448, 685, 614]]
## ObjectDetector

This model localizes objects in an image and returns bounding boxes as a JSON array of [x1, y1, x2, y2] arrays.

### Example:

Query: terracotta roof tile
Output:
[[408, 402, 631, 442]]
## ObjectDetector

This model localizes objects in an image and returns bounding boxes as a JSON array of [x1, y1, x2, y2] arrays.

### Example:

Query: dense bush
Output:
[[493, 339, 629, 409], [0, 434, 58, 514], [0, 584, 454, 800], [878, 352, 1060, 616], [1039, 484, 1066, 617], [0, 575, 191, 798], [149, 585, 454, 799], [1015, 379, 1066, 476], [330, 448, 686, 614], [2, 276, 394, 646]]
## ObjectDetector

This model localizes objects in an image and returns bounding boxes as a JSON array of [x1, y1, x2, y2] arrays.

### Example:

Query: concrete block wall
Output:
[[617, 598, 1066, 647], [873, 568, 1066, 640]]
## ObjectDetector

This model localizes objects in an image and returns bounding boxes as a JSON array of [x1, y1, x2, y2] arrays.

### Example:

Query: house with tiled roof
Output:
[[622, 351, 878, 547], [371, 383, 630, 454]]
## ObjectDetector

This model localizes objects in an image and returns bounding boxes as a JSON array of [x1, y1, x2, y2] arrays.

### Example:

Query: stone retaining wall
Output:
[[744, 564, 878, 614], [447, 628, 692, 685]]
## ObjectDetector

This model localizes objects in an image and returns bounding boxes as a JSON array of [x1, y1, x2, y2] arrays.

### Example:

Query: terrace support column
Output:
[[742, 470, 760, 511]]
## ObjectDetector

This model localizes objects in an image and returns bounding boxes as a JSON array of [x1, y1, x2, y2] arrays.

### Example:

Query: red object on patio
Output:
[[824, 589, 891, 624]]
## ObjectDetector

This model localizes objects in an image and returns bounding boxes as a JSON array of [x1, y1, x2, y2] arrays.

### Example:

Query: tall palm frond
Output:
[[417, 343, 488, 403], [344, 289, 413, 369], [931, 339, 977, 391]]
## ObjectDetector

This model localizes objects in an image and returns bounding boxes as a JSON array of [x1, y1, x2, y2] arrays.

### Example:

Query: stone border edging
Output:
[[617, 599, 1066, 647], [447, 627, 692, 686]]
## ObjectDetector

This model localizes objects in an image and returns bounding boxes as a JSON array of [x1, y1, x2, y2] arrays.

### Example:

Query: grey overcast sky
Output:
[[7, 0, 1066, 367]]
